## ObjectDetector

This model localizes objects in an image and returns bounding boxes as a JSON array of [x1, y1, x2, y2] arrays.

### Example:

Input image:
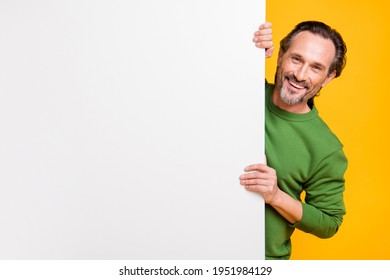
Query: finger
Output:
[[258, 22, 272, 30], [265, 47, 274, 58], [254, 28, 273, 36], [253, 34, 273, 42], [244, 184, 268, 195], [240, 172, 268, 180], [240, 178, 270, 186], [254, 29, 272, 37], [244, 163, 268, 172], [254, 41, 274, 49]]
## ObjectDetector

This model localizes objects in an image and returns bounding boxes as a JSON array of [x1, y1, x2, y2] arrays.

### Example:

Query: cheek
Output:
[[313, 75, 330, 88], [276, 65, 294, 81], [279, 60, 296, 72], [306, 71, 327, 86]]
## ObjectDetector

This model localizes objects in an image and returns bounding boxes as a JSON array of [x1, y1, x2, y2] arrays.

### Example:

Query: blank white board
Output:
[[0, 0, 265, 259]]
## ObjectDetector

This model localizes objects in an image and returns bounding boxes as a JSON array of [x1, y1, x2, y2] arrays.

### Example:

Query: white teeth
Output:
[[289, 81, 304, 89]]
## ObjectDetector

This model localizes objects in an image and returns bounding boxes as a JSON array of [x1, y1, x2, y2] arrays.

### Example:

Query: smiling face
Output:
[[274, 31, 337, 113]]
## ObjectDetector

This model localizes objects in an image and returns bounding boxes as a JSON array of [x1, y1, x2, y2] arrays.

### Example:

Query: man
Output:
[[239, 21, 348, 259]]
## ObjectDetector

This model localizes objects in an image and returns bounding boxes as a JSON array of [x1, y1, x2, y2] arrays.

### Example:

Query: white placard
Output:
[[0, 0, 265, 259]]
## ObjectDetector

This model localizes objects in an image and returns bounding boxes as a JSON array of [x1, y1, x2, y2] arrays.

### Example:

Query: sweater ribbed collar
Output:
[[265, 83, 318, 122]]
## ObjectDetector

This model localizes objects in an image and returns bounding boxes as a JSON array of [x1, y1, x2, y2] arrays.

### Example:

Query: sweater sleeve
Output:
[[292, 149, 348, 238]]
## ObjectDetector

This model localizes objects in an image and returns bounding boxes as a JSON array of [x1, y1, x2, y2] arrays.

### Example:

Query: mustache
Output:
[[285, 74, 311, 89]]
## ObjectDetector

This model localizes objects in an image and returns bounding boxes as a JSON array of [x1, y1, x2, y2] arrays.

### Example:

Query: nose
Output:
[[295, 65, 309, 81]]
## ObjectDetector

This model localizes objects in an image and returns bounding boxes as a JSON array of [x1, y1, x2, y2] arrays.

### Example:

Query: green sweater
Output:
[[264, 83, 348, 260]]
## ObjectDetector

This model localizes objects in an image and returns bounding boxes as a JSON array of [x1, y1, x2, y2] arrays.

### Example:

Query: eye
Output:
[[311, 65, 323, 73], [291, 56, 301, 63]]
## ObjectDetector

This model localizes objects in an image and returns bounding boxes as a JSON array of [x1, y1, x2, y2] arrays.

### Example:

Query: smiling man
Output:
[[239, 21, 348, 259]]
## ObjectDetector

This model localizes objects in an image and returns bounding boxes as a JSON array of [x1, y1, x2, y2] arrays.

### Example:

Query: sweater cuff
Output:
[[288, 203, 315, 232]]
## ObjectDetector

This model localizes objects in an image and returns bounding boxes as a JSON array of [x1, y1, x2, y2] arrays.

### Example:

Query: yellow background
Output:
[[265, 0, 390, 259]]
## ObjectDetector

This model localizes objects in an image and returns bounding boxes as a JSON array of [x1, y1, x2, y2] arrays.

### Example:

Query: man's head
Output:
[[274, 21, 347, 111], [280, 21, 347, 78]]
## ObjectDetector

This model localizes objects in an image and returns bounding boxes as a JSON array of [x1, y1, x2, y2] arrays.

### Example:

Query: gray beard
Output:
[[279, 86, 306, 106]]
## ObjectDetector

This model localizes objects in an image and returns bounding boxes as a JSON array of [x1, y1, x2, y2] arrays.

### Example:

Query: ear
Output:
[[322, 70, 336, 87], [277, 50, 284, 65]]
